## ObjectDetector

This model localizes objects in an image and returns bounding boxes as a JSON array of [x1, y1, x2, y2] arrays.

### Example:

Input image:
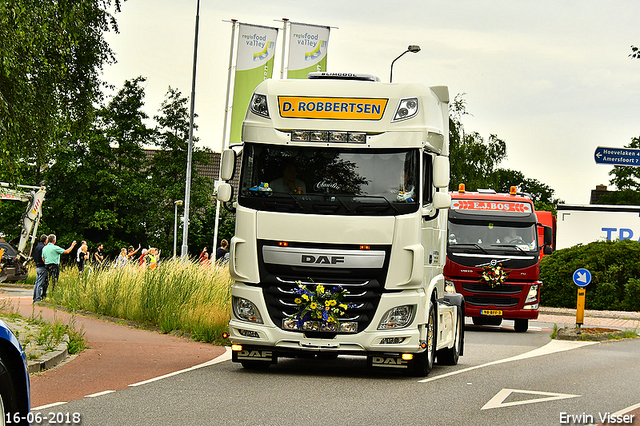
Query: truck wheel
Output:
[[409, 303, 436, 377], [514, 319, 528, 332], [240, 361, 271, 370], [438, 309, 462, 365]]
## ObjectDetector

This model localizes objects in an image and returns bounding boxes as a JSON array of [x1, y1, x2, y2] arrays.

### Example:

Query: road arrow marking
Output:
[[481, 388, 580, 410], [419, 340, 597, 383]]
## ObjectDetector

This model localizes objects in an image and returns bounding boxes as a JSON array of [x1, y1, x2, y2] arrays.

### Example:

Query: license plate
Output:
[[481, 309, 502, 316]]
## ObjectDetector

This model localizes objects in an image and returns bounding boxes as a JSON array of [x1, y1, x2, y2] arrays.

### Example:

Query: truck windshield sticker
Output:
[[452, 200, 532, 213], [278, 96, 387, 120]]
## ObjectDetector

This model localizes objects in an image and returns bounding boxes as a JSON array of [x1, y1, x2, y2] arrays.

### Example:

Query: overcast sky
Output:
[[102, 0, 640, 205]]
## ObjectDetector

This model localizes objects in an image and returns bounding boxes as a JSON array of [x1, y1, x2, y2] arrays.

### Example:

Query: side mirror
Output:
[[543, 246, 554, 255], [220, 149, 236, 181], [543, 225, 553, 246], [432, 191, 451, 210], [217, 182, 233, 202], [433, 156, 450, 188]]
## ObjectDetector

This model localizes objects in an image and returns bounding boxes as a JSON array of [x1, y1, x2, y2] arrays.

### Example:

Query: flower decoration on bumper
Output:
[[480, 263, 509, 288], [287, 283, 356, 331]]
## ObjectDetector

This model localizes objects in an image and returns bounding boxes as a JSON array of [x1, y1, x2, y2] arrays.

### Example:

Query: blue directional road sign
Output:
[[573, 268, 592, 287], [594, 146, 640, 166]]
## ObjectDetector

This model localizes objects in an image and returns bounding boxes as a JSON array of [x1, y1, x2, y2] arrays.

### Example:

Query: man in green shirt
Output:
[[41, 234, 76, 296]]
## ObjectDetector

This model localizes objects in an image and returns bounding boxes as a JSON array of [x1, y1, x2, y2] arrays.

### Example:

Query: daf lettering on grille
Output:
[[301, 255, 345, 265], [262, 245, 385, 269]]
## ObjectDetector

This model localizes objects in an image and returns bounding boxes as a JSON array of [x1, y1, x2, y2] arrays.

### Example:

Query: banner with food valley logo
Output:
[[230, 23, 278, 144], [287, 22, 330, 79]]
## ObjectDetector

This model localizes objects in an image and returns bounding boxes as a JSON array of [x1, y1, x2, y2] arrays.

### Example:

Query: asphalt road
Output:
[[28, 321, 640, 426]]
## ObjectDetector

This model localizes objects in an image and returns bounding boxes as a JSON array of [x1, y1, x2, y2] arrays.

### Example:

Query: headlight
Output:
[[250, 93, 269, 118], [232, 296, 263, 324], [392, 97, 419, 122], [377, 305, 416, 330], [445, 280, 456, 294], [525, 285, 539, 304]]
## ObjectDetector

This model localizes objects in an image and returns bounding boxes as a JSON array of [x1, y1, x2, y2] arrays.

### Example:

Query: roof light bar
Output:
[[290, 130, 367, 144]]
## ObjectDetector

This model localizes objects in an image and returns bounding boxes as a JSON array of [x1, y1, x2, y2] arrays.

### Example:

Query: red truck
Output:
[[444, 185, 553, 332]]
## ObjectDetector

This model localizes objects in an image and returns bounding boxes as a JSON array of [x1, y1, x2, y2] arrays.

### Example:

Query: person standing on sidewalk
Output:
[[42, 234, 76, 296], [32, 234, 48, 302]]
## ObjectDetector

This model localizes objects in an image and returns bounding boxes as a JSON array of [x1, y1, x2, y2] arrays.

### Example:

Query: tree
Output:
[[0, 0, 124, 184], [146, 87, 215, 255], [448, 94, 560, 210], [42, 77, 152, 257], [596, 136, 640, 206], [448, 94, 507, 191]]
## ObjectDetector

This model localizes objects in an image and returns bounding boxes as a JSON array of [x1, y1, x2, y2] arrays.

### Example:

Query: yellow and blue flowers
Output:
[[288, 282, 355, 331]]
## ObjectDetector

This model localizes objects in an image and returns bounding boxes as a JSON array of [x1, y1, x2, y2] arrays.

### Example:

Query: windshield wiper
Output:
[[490, 244, 527, 253], [450, 243, 488, 254], [355, 195, 400, 214]]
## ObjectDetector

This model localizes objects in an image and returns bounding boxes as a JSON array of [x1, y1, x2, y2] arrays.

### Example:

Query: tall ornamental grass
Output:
[[48, 258, 233, 344]]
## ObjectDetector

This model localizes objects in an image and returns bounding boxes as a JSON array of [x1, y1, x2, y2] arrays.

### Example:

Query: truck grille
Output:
[[465, 296, 519, 308], [461, 282, 523, 295], [262, 277, 382, 337]]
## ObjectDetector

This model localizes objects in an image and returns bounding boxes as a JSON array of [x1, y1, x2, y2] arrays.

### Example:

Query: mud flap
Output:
[[367, 354, 410, 370], [232, 348, 278, 364], [440, 293, 465, 356]]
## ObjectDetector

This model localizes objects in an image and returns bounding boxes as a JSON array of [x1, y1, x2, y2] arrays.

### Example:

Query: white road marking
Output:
[[419, 339, 598, 383], [481, 388, 580, 410], [31, 401, 67, 410], [129, 346, 232, 387], [85, 390, 115, 398]]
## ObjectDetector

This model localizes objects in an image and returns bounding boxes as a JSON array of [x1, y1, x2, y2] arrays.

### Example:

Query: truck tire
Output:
[[437, 309, 462, 365], [409, 303, 436, 377], [514, 319, 528, 332]]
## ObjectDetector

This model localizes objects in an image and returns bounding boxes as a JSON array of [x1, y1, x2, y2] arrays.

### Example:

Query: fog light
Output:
[[231, 344, 243, 351], [380, 337, 406, 344], [401, 353, 413, 361], [523, 303, 539, 310], [238, 329, 260, 338]]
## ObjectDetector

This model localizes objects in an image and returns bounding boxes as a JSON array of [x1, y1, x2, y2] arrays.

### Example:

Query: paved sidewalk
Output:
[[2, 293, 226, 408], [538, 306, 640, 330]]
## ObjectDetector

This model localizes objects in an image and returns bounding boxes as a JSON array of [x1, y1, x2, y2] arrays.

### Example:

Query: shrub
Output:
[[540, 239, 640, 311]]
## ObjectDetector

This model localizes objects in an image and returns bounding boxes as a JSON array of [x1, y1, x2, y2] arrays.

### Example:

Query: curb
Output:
[[27, 341, 68, 374]]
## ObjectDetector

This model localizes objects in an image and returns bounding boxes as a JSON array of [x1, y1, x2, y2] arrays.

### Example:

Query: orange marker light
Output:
[[458, 183, 465, 193], [278, 241, 289, 247], [359, 245, 370, 250], [510, 186, 517, 196]]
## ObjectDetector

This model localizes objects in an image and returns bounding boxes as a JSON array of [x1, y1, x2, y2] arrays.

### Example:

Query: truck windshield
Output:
[[238, 143, 419, 216], [448, 220, 538, 252]]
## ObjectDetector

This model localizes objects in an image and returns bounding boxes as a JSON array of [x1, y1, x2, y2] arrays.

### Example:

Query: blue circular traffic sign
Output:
[[573, 268, 592, 287]]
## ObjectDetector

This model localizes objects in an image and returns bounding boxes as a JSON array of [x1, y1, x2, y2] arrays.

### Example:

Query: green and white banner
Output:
[[287, 23, 330, 79], [230, 23, 278, 144]]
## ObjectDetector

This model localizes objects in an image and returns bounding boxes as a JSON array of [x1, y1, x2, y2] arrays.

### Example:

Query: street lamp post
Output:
[[389, 45, 421, 83], [174, 200, 184, 257]]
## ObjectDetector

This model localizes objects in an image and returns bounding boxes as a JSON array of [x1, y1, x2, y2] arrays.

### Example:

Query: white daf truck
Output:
[[217, 72, 464, 376]]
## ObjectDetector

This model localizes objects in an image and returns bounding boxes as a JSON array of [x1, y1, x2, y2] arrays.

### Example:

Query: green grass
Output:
[[47, 258, 233, 344]]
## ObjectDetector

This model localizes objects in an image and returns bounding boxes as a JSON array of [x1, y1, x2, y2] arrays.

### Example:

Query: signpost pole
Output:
[[576, 288, 586, 334], [572, 268, 591, 335]]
